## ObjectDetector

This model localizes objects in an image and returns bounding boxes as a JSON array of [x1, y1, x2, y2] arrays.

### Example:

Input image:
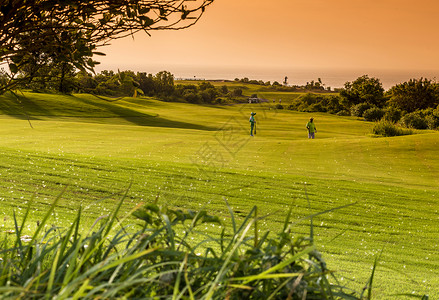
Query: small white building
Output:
[[248, 97, 260, 103]]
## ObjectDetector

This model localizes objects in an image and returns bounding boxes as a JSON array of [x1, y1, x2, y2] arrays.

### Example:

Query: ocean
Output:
[[170, 66, 439, 90], [99, 63, 439, 91]]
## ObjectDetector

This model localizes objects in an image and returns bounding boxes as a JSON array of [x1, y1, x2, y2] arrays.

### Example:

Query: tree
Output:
[[340, 75, 386, 107], [232, 88, 243, 97], [0, 0, 214, 94], [137, 72, 156, 96], [116, 70, 144, 97], [75, 71, 98, 94], [200, 88, 218, 103], [154, 71, 175, 97], [219, 85, 228, 94], [198, 81, 215, 91], [85, 70, 143, 97], [387, 78, 439, 113]]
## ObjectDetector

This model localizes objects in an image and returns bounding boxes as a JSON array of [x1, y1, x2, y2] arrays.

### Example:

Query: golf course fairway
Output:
[[0, 92, 438, 298]]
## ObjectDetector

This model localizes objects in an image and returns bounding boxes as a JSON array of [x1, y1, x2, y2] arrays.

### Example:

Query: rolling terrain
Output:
[[0, 90, 438, 298]]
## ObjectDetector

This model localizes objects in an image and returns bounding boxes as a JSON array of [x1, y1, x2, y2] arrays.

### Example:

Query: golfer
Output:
[[306, 117, 317, 139], [249, 112, 256, 136]]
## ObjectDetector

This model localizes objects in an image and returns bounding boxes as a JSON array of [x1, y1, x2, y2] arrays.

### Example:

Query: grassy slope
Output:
[[0, 91, 438, 298]]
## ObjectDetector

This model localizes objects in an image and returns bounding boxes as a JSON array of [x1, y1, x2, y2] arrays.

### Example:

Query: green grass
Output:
[[0, 91, 438, 298], [0, 188, 363, 299]]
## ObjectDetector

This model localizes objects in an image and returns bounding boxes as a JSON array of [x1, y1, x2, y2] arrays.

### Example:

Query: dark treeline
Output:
[[2, 66, 329, 102], [4, 69, 247, 104], [3, 68, 439, 129], [286, 75, 439, 130]]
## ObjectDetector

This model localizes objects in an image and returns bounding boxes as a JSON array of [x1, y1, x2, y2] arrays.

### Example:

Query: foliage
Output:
[[0, 0, 214, 93], [383, 106, 402, 123], [387, 78, 439, 113], [173, 81, 231, 103], [13, 56, 78, 94], [0, 190, 374, 299], [424, 108, 439, 130], [405, 107, 439, 130], [232, 87, 243, 97], [288, 93, 345, 114], [233, 77, 330, 92], [350, 103, 372, 117], [234, 77, 271, 86], [340, 75, 386, 108], [21, 69, 174, 98], [400, 111, 428, 129], [372, 119, 413, 137], [219, 85, 229, 94], [304, 78, 325, 91], [0, 68, 8, 87], [363, 107, 385, 122], [87, 70, 142, 97], [153, 71, 175, 98], [56, 71, 236, 102]]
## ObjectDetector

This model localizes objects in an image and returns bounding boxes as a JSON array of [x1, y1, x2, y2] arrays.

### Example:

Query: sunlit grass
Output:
[[0, 91, 438, 298], [1, 190, 376, 299]]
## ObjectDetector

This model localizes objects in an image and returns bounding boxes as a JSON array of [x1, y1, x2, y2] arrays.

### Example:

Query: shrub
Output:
[[275, 104, 284, 109], [325, 95, 345, 114], [308, 102, 326, 112], [350, 102, 372, 117], [220, 85, 229, 94], [419, 107, 439, 130], [183, 92, 201, 103], [296, 93, 318, 106], [232, 88, 243, 97], [426, 114, 439, 130], [363, 107, 385, 121], [200, 88, 218, 103], [400, 111, 428, 129], [384, 106, 402, 123], [372, 120, 413, 136], [290, 93, 344, 113]]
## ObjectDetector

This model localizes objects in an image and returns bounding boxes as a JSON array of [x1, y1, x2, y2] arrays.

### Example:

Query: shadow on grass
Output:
[[0, 91, 52, 116], [54, 115, 216, 131], [0, 92, 215, 131], [72, 95, 215, 130]]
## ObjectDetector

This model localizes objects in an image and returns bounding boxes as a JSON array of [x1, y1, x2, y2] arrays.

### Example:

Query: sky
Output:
[[95, 0, 439, 86]]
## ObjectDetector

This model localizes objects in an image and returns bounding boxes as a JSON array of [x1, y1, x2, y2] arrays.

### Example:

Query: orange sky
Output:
[[96, 0, 439, 75]]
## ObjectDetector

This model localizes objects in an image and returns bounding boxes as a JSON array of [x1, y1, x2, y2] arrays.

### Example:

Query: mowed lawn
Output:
[[0, 92, 438, 298]]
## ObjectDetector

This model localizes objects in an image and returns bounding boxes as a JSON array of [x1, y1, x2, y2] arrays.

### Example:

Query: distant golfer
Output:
[[249, 112, 256, 136], [306, 117, 317, 139]]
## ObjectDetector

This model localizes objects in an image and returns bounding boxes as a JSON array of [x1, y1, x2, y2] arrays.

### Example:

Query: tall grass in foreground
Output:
[[0, 190, 429, 299]]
